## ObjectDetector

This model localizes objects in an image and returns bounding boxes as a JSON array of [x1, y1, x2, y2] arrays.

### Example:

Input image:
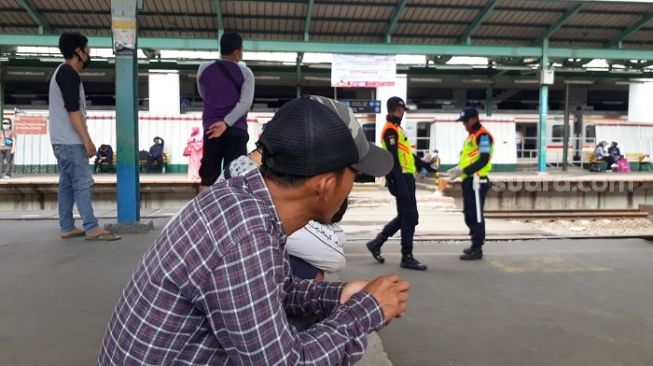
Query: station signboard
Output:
[[338, 100, 382, 114], [331, 54, 396, 88]]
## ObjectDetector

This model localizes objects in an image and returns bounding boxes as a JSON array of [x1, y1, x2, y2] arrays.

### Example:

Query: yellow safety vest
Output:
[[381, 121, 416, 174], [459, 125, 494, 180]]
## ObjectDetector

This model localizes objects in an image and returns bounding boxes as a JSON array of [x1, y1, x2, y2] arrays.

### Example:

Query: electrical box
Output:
[[540, 67, 555, 85]]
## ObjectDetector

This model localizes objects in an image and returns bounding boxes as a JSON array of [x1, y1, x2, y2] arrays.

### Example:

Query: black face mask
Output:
[[387, 114, 402, 125], [330, 197, 349, 224], [77, 50, 91, 69]]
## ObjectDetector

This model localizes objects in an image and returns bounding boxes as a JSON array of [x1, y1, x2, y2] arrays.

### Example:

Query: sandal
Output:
[[61, 228, 85, 239], [85, 231, 121, 241]]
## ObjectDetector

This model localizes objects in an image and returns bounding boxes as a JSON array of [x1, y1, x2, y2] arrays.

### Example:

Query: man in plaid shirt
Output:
[[98, 95, 411, 365]]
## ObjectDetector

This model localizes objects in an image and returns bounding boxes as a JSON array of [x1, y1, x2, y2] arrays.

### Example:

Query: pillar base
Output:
[[105, 220, 154, 234]]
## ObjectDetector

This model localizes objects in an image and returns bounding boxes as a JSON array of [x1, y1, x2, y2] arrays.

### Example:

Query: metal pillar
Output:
[[485, 85, 493, 116], [296, 52, 303, 97], [0, 61, 4, 121], [115, 54, 140, 222], [537, 39, 549, 173], [112, 0, 140, 224], [562, 82, 571, 172]]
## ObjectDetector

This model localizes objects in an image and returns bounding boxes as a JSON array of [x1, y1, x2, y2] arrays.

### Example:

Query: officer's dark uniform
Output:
[[453, 107, 494, 260], [367, 97, 426, 271]]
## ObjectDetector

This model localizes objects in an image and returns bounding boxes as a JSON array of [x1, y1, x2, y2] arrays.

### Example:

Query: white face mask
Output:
[[1, 124, 10, 130]]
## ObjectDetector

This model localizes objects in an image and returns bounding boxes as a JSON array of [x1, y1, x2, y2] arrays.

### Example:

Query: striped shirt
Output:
[[98, 168, 384, 365]]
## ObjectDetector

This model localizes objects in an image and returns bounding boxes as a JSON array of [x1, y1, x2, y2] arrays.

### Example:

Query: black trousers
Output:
[[380, 174, 419, 256], [146, 155, 163, 172], [199, 127, 249, 186], [462, 178, 490, 250]]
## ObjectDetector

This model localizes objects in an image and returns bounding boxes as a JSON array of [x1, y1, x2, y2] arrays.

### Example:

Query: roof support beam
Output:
[[304, 0, 314, 42], [214, 0, 224, 41], [385, 0, 408, 43], [459, 0, 496, 45], [4, 34, 653, 61], [605, 12, 653, 48], [17, 0, 52, 34], [532, 3, 583, 46]]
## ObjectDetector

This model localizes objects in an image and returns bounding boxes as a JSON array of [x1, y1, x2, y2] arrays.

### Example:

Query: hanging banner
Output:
[[14, 115, 47, 135], [331, 54, 396, 88]]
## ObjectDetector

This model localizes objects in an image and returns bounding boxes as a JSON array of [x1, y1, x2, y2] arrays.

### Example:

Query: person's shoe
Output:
[[460, 249, 483, 261], [366, 238, 385, 263], [400, 255, 427, 271]]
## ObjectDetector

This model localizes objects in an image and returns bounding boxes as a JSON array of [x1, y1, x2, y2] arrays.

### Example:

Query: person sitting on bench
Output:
[[146, 136, 165, 172], [93, 144, 113, 173], [594, 141, 616, 169]]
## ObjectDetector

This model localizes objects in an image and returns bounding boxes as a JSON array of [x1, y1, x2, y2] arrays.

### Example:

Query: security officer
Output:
[[366, 96, 427, 271], [447, 107, 494, 260]]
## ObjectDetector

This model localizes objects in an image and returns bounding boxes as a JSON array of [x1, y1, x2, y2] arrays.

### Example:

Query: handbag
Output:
[[2, 131, 12, 147], [183, 145, 191, 157]]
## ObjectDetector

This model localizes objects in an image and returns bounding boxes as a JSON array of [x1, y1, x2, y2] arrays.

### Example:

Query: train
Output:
[[3, 108, 652, 173]]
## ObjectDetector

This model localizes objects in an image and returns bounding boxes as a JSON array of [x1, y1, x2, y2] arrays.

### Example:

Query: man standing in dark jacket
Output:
[[197, 32, 254, 192], [366, 97, 427, 271]]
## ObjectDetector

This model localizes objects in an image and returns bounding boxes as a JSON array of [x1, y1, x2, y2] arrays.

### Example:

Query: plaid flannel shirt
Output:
[[98, 169, 384, 365]]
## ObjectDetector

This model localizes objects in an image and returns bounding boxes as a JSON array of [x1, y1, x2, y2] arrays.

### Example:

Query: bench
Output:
[[139, 152, 171, 173], [625, 153, 652, 172], [585, 151, 608, 172], [95, 152, 171, 173]]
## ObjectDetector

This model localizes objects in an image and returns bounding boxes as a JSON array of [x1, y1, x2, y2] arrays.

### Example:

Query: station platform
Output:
[[1, 215, 652, 365], [2, 170, 653, 211]]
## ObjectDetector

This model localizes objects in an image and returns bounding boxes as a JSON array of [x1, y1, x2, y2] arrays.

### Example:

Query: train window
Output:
[[552, 125, 563, 142], [417, 122, 430, 137], [585, 125, 596, 143]]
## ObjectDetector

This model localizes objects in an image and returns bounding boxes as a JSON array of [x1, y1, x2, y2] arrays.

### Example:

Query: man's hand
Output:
[[206, 121, 228, 139], [362, 274, 410, 325], [447, 166, 464, 180], [85, 140, 96, 158], [339, 280, 369, 304]]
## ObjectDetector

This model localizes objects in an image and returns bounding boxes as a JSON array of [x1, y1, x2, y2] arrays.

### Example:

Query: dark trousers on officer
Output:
[[380, 174, 419, 256], [462, 177, 490, 250]]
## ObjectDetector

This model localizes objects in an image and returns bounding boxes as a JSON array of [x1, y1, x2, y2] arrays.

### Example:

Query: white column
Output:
[[375, 74, 408, 147], [628, 81, 653, 123], [148, 70, 180, 115]]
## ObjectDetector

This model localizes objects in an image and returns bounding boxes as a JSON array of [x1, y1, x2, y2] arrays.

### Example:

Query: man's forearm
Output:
[[68, 111, 91, 144], [284, 278, 345, 317]]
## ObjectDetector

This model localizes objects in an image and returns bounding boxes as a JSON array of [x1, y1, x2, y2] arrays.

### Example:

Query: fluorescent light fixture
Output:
[[38, 57, 61, 62], [462, 78, 492, 84], [409, 77, 442, 83], [514, 79, 539, 84], [435, 65, 473, 70], [495, 65, 535, 71], [176, 60, 202, 65], [79, 72, 106, 77], [0, 57, 8, 62], [304, 76, 330, 81], [254, 75, 281, 80], [7, 71, 45, 76], [563, 80, 594, 85]]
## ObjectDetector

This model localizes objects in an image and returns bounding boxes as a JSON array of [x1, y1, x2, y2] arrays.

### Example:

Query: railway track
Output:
[[484, 209, 649, 220]]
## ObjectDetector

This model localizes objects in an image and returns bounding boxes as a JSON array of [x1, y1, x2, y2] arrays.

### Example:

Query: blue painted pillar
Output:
[[115, 54, 140, 222], [112, 0, 140, 223], [538, 39, 550, 173]]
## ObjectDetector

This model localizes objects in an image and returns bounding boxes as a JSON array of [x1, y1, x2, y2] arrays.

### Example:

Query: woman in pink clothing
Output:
[[185, 127, 203, 179]]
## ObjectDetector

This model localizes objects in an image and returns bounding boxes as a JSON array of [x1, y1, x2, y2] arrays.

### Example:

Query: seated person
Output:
[[419, 149, 439, 178], [608, 141, 623, 161], [594, 141, 616, 168], [93, 144, 114, 173], [218, 149, 347, 280], [146, 136, 165, 172]]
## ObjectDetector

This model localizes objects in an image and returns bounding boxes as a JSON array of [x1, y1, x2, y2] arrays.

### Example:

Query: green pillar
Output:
[[538, 39, 550, 173], [0, 61, 4, 121], [485, 85, 493, 116], [112, 0, 140, 223]]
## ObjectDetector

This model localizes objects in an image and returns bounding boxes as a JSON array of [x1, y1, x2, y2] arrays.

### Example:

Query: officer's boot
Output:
[[460, 247, 483, 261], [400, 254, 427, 271], [366, 234, 386, 263]]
